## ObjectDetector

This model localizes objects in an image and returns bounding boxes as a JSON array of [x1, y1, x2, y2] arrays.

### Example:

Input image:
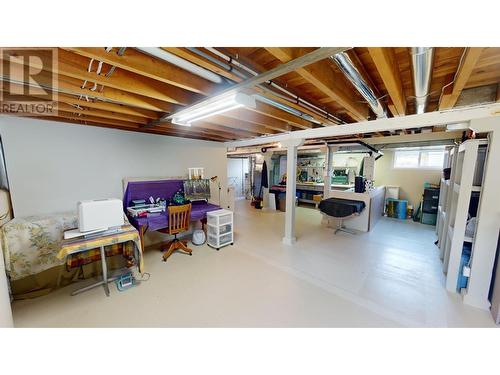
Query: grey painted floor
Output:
[[12, 201, 496, 327]]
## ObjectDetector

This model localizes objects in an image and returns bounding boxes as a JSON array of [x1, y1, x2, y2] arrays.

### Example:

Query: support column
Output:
[[282, 138, 304, 245], [323, 145, 334, 198]]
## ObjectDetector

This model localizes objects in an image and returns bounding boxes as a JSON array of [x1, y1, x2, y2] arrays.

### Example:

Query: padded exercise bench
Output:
[[318, 197, 366, 234]]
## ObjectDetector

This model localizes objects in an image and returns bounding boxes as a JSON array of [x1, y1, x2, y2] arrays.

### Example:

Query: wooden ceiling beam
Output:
[[367, 47, 407, 116], [0, 53, 177, 113], [65, 48, 317, 130], [264, 47, 368, 121], [1, 50, 187, 108], [42, 111, 148, 129], [439, 48, 485, 110], [209, 115, 280, 135], [250, 101, 312, 129], [162, 48, 336, 126], [54, 111, 232, 141], [190, 121, 260, 138], [22, 116, 226, 142], [0, 63, 175, 113], [56, 94, 159, 119], [56, 75, 176, 113], [252, 86, 337, 126], [222, 109, 293, 132], [162, 48, 243, 82], [165, 123, 239, 140], [163, 47, 345, 123], [151, 124, 233, 141], [65, 48, 219, 95], [0, 87, 160, 120], [23, 111, 230, 141], [56, 49, 199, 105], [216, 49, 338, 126], [56, 103, 150, 125]]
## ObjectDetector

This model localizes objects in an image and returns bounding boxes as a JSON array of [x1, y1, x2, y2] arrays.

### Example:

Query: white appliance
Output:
[[78, 198, 124, 232], [207, 209, 233, 250]]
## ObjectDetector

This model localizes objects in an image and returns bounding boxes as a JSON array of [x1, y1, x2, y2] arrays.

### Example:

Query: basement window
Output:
[[393, 148, 445, 169]]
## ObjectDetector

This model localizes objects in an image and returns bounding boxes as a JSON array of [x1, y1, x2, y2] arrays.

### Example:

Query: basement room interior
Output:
[[1, 45, 499, 331]]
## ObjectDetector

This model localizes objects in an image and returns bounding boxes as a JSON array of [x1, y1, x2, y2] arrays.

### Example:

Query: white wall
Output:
[[375, 149, 441, 208], [0, 116, 228, 218]]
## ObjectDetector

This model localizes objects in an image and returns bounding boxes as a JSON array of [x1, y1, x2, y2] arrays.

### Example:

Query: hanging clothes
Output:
[[260, 160, 268, 198]]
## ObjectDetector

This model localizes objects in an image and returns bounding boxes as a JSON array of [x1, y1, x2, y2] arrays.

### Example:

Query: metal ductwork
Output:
[[410, 47, 435, 114], [331, 52, 387, 118]]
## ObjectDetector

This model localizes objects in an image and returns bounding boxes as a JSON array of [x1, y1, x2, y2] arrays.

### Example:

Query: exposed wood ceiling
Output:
[[1, 47, 499, 142]]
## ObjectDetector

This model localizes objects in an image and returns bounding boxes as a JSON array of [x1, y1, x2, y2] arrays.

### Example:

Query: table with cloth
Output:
[[57, 224, 143, 296], [123, 179, 220, 250], [0, 213, 141, 299]]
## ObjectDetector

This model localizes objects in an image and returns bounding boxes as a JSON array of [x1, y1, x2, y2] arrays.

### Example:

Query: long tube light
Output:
[[135, 47, 223, 84], [171, 92, 256, 126]]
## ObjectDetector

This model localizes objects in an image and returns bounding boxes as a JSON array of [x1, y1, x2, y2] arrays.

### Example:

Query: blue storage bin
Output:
[[457, 244, 472, 291], [386, 198, 408, 219]]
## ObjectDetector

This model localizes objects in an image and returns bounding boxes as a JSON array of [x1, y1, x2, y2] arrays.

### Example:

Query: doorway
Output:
[[227, 157, 249, 200]]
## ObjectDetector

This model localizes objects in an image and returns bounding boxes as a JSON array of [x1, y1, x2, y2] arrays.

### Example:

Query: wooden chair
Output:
[[159, 203, 193, 261]]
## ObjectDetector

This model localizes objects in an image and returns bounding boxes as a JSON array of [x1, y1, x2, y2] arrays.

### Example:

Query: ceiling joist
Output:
[[265, 47, 368, 121], [1, 47, 499, 143], [367, 47, 407, 116], [439, 48, 485, 110]]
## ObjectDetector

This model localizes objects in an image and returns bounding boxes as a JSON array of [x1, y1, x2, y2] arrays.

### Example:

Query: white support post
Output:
[[282, 138, 304, 245], [323, 145, 333, 198], [463, 119, 500, 309]]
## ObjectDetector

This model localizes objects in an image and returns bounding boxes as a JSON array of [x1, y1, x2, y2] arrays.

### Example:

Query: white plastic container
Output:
[[207, 209, 233, 250]]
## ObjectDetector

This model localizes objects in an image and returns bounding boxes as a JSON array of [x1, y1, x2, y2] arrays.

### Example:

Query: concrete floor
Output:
[[12, 201, 496, 327]]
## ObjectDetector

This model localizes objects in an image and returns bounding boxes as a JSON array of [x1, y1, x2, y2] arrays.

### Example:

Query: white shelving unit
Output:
[[207, 209, 234, 250], [436, 146, 452, 238], [438, 146, 457, 265], [444, 139, 489, 296]]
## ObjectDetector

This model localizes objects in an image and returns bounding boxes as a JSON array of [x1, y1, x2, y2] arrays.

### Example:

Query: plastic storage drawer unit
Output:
[[207, 209, 234, 250]]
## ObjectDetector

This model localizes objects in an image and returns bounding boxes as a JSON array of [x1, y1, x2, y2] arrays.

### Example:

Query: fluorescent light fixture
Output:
[[135, 47, 223, 84], [172, 93, 256, 126], [446, 122, 469, 131]]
